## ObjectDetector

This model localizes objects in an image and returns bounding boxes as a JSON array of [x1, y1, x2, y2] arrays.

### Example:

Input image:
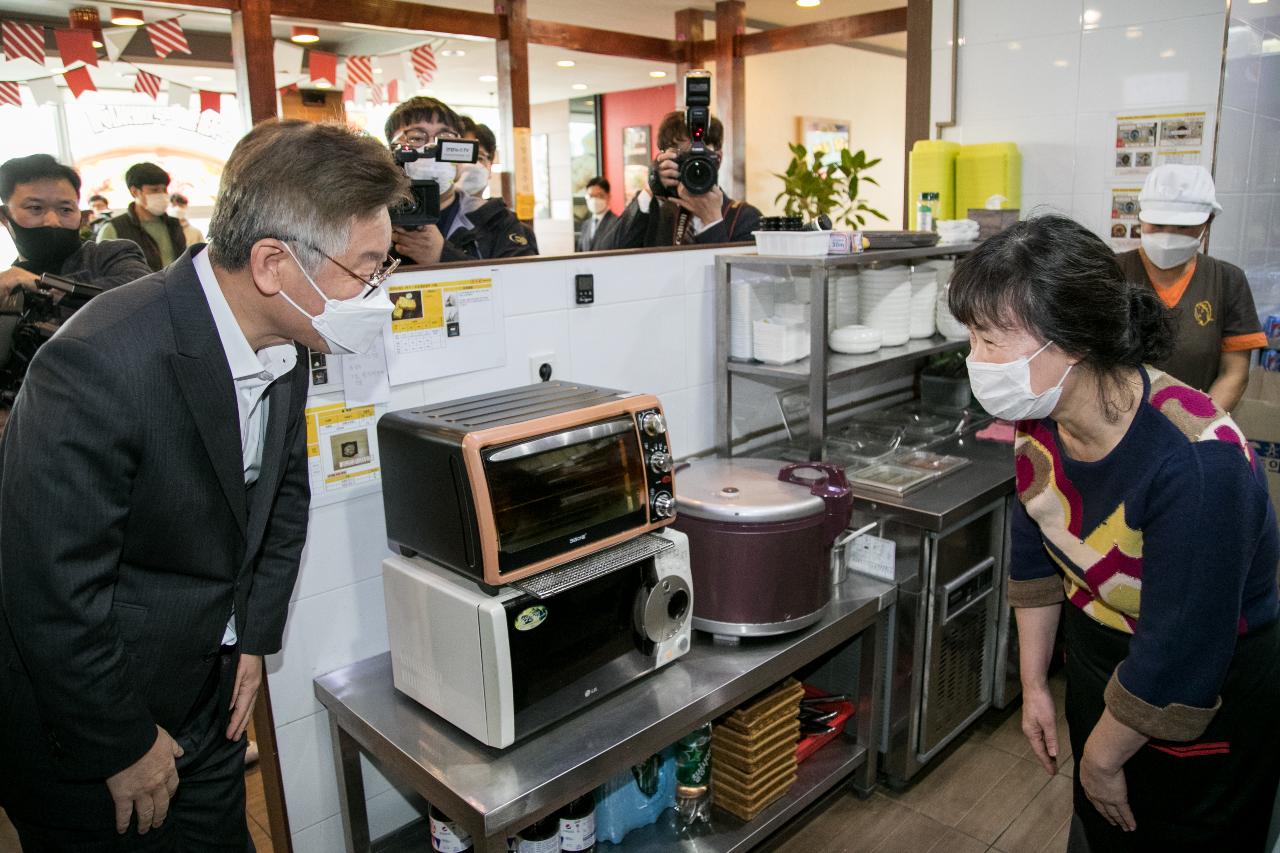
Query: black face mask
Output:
[[3, 208, 83, 275]]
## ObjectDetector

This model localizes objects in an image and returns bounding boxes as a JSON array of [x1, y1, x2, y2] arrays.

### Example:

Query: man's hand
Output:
[[654, 149, 681, 189], [1020, 683, 1059, 775], [226, 653, 263, 742], [674, 183, 725, 229], [1080, 746, 1136, 832], [105, 726, 184, 834], [0, 266, 41, 293], [392, 224, 444, 265]]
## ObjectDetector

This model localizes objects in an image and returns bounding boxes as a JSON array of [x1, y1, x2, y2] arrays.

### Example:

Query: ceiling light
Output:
[[69, 7, 104, 49], [649, 70, 668, 78], [1264, 36, 1280, 52], [796, 0, 821, 6], [290, 26, 319, 44], [572, 83, 587, 90], [1248, 0, 1267, 4], [1083, 9, 1101, 26], [373, 67, 383, 74], [1007, 41, 1021, 51], [479, 74, 497, 82], [315, 80, 332, 89], [110, 7, 145, 26], [556, 59, 576, 68], [441, 49, 466, 57], [193, 74, 212, 81]]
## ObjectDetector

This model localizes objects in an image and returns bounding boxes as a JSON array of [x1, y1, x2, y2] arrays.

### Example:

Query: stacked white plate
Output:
[[729, 275, 778, 360], [909, 264, 939, 339], [936, 219, 980, 245], [859, 265, 912, 347], [931, 260, 969, 340], [829, 324, 883, 354], [753, 317, 809, 365], [774, 300, 811, 324], [833, 270, 860, 330]]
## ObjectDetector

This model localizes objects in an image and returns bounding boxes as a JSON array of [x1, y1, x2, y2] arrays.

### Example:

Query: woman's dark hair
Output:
[[948, 214, 1174, 417]]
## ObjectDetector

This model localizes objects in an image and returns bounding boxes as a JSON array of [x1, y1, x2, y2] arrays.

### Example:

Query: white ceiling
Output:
[[0, 0, 903, 108]]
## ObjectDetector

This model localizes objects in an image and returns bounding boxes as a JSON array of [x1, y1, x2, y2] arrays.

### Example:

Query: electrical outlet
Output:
[[529, 351, 558, 384]]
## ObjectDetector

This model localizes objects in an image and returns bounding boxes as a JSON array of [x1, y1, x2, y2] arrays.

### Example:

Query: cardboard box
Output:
[[1232, 368, 1280, 526]]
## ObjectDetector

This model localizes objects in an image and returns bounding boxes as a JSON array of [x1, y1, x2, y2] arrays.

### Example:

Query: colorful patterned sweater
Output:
[[1009, 366, 1280, 741]]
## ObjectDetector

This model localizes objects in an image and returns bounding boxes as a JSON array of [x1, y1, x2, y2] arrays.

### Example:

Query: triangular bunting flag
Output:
[[376, 52, 407, 87], [26, 75, 60, 106], [386, 79, 399, 104], [102, 27, 137, 62], [147, 18, 190, 59], [278, 81, 299, 95], [199, 89, 220, 113], [2, 21, 46, 66], [410, 44, 436, 84], [133, 69, 161, 100], [342, 81, 354, 102], [352, 83, 368, 104], [371, 82, 384, 107], [309, 50, 336, 85], [168, 81, 192, 108], [273, 39, 304, 76], [345, 55, 373, 87], [54, 28, 98, 68], [64, 65, 96, 98], [0, 81, 20, 108]]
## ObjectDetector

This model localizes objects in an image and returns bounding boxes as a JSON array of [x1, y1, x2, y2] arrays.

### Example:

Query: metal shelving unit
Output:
[[714, 244, 978, 460]]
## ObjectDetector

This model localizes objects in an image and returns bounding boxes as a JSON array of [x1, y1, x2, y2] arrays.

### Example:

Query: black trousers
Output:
[[11, 647, 254, 853]]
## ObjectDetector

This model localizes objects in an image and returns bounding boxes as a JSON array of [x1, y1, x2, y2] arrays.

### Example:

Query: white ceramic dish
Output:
[[829, 325, 883, 354]]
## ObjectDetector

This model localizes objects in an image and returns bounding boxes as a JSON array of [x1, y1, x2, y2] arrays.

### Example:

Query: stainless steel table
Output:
[[313, 574, 896, 853]]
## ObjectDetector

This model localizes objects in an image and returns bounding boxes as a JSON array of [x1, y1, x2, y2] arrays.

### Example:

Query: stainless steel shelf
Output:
[[728, 243, 978, 268], [616, 739, 867, 853], [727, 336, 967, 387]]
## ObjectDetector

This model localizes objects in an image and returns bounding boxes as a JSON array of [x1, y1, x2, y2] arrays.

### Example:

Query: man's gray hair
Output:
[[208, 119, 409, 273]]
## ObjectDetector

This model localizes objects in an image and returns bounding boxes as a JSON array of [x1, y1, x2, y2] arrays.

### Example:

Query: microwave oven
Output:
[[383, 529, 693, 748], [379, 382, 677, 587]]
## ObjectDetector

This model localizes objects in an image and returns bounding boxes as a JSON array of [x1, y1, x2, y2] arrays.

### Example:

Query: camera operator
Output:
[[602, 110, 761, 250], [384, 97, 537, 265], [457, 116, 496, 197]]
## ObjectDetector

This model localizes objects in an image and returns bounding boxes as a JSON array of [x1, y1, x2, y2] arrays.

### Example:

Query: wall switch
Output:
[[529, 351, 558, 383], [575, 274, 594, 305]]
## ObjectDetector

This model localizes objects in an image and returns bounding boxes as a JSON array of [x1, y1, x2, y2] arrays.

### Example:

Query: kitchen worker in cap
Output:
[[1114, 164, 1266, 411]]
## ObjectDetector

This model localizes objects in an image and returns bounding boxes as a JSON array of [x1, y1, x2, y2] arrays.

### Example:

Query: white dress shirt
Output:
[[193, 247, 298, 645], [636, 188, 723, 235]]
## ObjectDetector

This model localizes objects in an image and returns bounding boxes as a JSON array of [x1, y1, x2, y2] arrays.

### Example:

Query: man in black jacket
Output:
[[0, 120, 407, 850], [97, 161, 187, 271], [577, 176, 617, 252], [600, 111, 761, 250], [384, 97, 538, 265]]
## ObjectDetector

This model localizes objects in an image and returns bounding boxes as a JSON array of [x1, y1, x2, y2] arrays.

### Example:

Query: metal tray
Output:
[[893, 451, 972, 474], [862, 231, 941, 250], [847, 462, 938, 496]]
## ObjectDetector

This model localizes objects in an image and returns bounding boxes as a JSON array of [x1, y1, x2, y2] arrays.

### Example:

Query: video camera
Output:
[[390, 138, 480, 228], [653, 70, 718, 198]]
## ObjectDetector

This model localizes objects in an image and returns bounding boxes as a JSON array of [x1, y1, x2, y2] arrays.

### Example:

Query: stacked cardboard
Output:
[[710, 679, 804, 821]]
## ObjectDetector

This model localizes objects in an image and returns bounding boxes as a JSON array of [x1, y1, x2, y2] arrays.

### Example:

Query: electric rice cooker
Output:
[[671, 458, 853, 639]]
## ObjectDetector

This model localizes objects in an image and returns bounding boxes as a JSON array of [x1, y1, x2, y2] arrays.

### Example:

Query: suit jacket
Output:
[[577, 210, 617, 252], [600, 191, 761, 250], [0, 247, 310, 827]]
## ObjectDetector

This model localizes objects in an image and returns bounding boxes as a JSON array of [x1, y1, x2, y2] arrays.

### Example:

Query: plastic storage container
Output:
[[752, 230, 831, 257], [908, 139, 961, 229], [955, 142, 1021, 219]]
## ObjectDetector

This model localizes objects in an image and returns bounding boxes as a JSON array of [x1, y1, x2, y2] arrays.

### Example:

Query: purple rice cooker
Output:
[[671, 458, 853, 638]]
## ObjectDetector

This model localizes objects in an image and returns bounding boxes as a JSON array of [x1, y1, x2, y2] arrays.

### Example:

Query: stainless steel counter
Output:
[[314, 574, 894, 853]]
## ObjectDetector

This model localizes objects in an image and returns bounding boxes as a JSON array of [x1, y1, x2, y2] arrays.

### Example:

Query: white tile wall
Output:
[[958, 0, 1081, 46], [291, 813, 347, 853], [957, 115, 1079, 195], [567, 295, 688, 394], [1223, 22, 1263, 112], [955, 33, 1081, 122], [1210, 192, 1246, 267], [276, 710, 341, 832], [1083, 0, 1225, 30], [1077, 15, 1225, 112], [1256, 53, 1280, 120], [1216, 106, 1257, 195], [1250, 114, 1280, 193]]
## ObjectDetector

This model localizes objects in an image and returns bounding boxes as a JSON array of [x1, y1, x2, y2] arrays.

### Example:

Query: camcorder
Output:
[[390, 138, 479, 228], [654, 70, 718, 198]]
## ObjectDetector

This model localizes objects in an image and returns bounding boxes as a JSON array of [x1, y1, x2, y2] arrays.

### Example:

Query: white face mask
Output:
[[966, 341, 1073, 422], [404, 150, 456, 193], [142, 192, 169, 216], [587, 196, 609, 216], [1140, 230, 1201, 270], [277, 244, 393, 356], [168, 207, 186, 220], [454, 163, 489, 196]]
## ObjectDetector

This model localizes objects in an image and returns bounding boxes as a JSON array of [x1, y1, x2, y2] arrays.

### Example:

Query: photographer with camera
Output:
[[602, 72, 760, 250], [384, 97, 537, 265]]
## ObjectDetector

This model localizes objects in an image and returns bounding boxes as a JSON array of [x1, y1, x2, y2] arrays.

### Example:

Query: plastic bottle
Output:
[[429, 804, 474, 853], [558, 794, 596, 852], [515, 815, 560, 853], [674, 723, 712, 827], [917, 192, 938, 232]]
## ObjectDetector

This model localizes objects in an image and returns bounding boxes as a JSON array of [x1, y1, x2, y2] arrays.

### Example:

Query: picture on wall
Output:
[[798, 116, 852, 166], [622, 124, 652, 197]]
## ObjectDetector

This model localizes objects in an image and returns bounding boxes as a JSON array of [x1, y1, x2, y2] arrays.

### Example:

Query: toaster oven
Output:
[[379, 382, 676, 586]]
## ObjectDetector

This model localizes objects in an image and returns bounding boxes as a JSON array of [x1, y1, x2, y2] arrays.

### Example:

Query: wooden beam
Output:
[[674, 8, 705, 82], [528, 20, 682, 63], [496, 0, 534, 225], [736, 7, 907, 56], [133, 0, 239, 10], [267, 0, 501, 40], [230, 0, 276, 125], [715, 1, 745, 201], [904, 0, 931, 225]]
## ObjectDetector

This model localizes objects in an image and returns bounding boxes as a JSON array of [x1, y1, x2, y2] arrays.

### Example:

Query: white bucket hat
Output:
[[1138, 164, 1223, 226]]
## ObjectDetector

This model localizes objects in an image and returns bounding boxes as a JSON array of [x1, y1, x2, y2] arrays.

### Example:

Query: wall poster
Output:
[[798, 116, 852, 166], [305, 402, 386, 507], [383, 269, 506, 385], [622, 124, 652, 197]]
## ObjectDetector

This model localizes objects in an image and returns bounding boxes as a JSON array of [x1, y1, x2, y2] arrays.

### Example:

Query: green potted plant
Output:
[[773, 143, 889, 229]]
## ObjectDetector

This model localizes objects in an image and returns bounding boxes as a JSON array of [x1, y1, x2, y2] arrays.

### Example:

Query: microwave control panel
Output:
[[636, 408, 675, 521]]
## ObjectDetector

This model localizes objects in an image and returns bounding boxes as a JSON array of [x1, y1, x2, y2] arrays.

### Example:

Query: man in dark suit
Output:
[[0, 119, 408, 850], [577, 176, 617, 252]]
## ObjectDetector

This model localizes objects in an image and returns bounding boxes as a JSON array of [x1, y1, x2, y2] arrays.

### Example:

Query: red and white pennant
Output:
[[133, 68, 162, 100], [410, 44, 435, 85], [2, 20, 45, 66], [146, 18, 190, 59], [345, 55, 374, 87], [0, 80, 20, 108]]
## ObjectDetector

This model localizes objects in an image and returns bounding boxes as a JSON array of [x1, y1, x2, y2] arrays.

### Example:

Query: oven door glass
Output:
[[484, 417, 648, 574]]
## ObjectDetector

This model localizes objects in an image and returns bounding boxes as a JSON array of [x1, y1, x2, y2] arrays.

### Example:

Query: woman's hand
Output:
[[1079, 747, 1136, 832], [1020, 684, 1059, 775]]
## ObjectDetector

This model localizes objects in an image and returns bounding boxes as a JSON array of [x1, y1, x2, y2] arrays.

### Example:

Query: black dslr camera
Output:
[[653, 70, 718, 198], [390, 138, 479, 228]]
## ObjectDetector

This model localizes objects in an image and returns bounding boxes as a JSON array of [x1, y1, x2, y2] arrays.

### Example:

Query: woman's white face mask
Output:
[[1140, 229, 1202, 270], [966, 341, 1072, 422], [276, 244, 393, 356]]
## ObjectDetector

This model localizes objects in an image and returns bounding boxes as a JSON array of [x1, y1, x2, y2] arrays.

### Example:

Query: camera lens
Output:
[[681, 155, 717, 195]]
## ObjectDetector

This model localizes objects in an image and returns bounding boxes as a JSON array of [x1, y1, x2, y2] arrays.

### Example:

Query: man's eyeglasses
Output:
[[395, 130, 461, 148], [290, 239, 400, 300]]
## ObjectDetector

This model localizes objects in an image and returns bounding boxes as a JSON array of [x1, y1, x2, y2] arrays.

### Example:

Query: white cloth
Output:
[[636, 187, 722, 235], [193, 247, 298, 645]]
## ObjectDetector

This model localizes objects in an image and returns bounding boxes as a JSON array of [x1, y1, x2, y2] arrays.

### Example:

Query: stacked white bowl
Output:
[[774, 300, 811, 325], [909, 263, 940, 338], [833, 270, 860, 330], [729, 275, 778, 359], [858, 265, 912, 347], [829, 324, 883, 354], [931, 259, 969, 340]]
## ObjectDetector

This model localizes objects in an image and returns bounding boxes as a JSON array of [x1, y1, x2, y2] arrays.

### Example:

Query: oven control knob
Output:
[[653, 491, 675, 518], [649, 451, 673, 474], [641, 412, 667, 436]]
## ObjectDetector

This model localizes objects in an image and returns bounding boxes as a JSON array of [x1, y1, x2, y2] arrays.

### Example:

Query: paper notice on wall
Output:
[[1107, 187, 1144, 252], [305, 402, 385, 507], [383, 270, 505, 385], [306, 348, 343, 396], [341, 333, 391, 406], [1112, 111, 1206, 178]]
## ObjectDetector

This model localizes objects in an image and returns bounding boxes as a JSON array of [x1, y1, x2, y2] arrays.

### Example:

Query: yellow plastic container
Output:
[[955, 142, 1021, 218], [908, 139, 960, 229]]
